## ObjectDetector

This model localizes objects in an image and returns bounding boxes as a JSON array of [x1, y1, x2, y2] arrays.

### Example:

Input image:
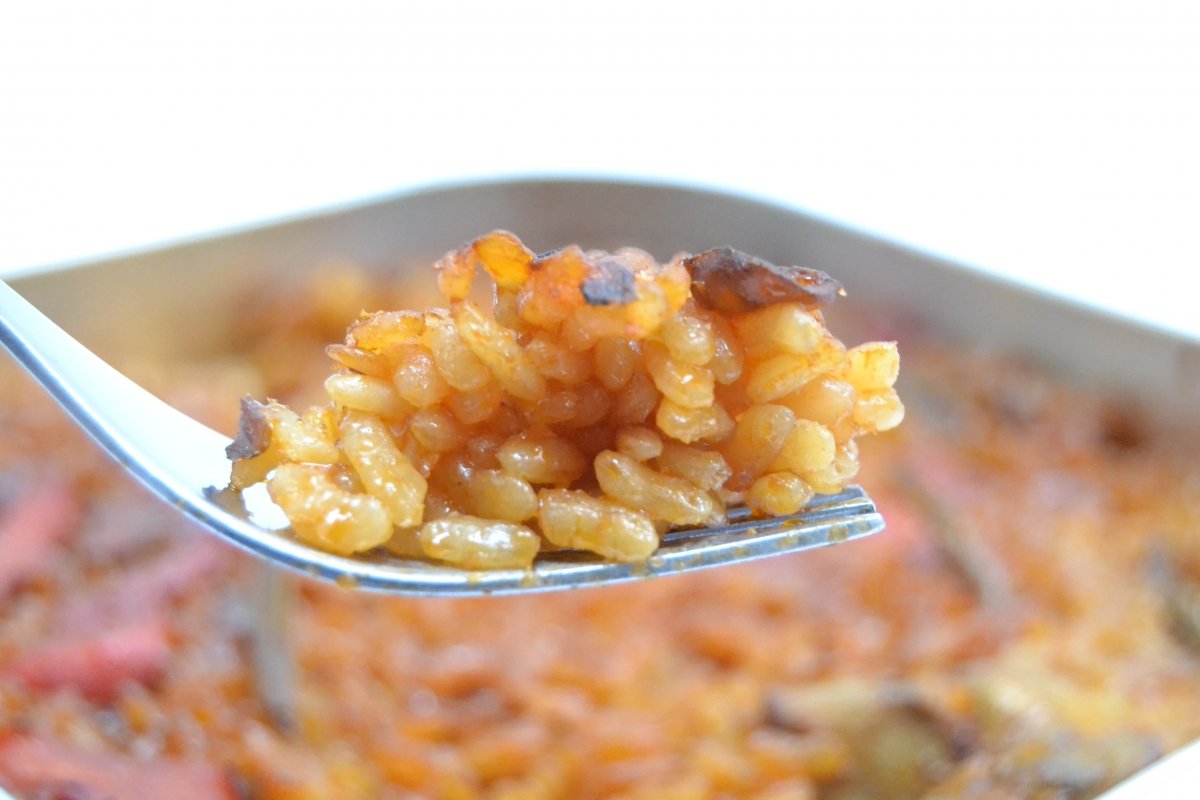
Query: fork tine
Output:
[[662, 486, 879, 543], [320, 485, 884, 597], [219, 484, 886, 597]]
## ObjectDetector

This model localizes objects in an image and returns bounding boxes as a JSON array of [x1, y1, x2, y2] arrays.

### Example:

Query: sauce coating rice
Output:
[[227, 233, 903, 565], [2, 263, 1199, 799]]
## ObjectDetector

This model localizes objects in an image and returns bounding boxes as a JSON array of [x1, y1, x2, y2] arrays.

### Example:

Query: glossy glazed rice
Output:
[[2, 263, 1199, 799], [226, 232, 903, 566]]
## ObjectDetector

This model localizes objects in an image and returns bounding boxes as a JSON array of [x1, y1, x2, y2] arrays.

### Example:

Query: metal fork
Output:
[[0, 279, 885, 596]]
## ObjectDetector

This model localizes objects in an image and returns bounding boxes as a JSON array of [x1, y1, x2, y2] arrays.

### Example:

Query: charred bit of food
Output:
[[683, 246, 845, 314]]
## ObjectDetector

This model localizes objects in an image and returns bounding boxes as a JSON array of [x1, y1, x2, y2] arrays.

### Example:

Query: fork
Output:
[[0, 278, 885, 596]]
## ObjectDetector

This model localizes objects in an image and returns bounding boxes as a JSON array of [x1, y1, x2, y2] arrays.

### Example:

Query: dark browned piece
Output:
[[581, 256, 638, 306], [225, 397, 272, 460], [683, 247, 844, 314]]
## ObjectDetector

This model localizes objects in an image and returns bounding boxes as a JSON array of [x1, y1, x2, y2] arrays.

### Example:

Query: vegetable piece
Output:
[[0, 735, 236, 800], [0, 482, 80, 598], [5, 618, 171, 702], [58, 536, 231, 633], [897, 471, 1014, 608]]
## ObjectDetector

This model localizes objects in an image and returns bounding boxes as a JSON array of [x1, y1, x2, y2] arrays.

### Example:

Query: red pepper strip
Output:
[[0, 734, 236, 800], [5, 618, 171, 703], [0, 482, 80, 598]]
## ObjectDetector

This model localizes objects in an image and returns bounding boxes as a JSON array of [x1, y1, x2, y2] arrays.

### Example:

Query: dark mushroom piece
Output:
[[765, 679, 976, 800], [682, 247, 844, 315]]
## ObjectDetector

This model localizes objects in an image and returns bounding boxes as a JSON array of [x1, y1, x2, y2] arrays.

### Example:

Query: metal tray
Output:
[[5, 178, 1198, 799]]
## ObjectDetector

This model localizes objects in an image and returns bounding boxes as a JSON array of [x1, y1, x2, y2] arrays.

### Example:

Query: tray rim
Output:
[[7, 173, 1197, 349]]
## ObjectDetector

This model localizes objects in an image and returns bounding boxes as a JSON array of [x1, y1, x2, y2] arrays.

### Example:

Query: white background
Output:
[[2, 1, 1198, 340]]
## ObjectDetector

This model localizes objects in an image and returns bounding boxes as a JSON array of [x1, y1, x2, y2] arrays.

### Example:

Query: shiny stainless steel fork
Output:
[[0, 279, 885, 596]]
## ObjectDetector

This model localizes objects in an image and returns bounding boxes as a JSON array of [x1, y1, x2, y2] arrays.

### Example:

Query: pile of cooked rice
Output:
[[227, 232, 903, 566]]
